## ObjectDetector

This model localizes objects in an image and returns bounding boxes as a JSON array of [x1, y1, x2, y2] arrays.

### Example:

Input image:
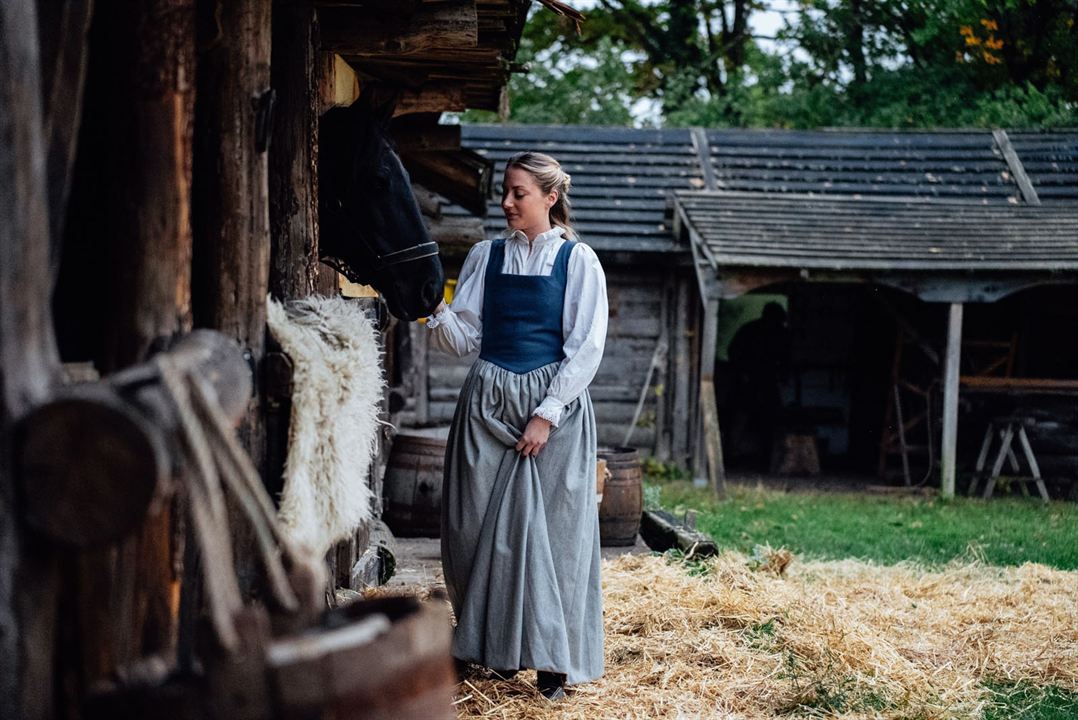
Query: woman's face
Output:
[[501, 166, 556, 238]]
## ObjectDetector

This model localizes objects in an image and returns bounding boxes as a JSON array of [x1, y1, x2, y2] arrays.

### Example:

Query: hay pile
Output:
[[454, 551, 1078, 719]]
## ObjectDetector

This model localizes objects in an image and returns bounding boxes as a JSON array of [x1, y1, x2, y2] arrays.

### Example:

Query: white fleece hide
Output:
[[267, 295, 384, 559]]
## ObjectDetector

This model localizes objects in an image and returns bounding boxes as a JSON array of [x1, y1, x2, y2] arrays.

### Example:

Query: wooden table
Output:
[[960, 376, 1078, 501], [960, 376, 1078, 395]]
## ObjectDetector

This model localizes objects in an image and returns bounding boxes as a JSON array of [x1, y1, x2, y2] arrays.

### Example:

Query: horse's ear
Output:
[[356, 85, 399, 129]]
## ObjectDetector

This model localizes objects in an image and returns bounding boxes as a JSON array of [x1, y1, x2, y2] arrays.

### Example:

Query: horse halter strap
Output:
[[373, 241, 440, 271]]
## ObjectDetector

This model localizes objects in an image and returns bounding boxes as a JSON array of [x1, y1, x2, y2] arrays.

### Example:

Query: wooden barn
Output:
[[1, 1, 579, 718], [410, 125, 1078, 497]]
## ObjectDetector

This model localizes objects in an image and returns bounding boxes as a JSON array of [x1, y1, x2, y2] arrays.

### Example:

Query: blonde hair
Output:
[[504, 151, 574, 238]]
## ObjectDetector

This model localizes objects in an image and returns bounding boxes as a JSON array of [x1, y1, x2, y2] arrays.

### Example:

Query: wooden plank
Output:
[[940, 303, 963, 498], [992, 129, 1041, 206], [321, 0, 476, 54], [690, 127, 718, 191], [960, 376, 1078, 393]]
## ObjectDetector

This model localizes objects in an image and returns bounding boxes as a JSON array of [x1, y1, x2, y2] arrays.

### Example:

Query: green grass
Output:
[[983, 682, 1078, 720], [651, 481, 1078, 569]]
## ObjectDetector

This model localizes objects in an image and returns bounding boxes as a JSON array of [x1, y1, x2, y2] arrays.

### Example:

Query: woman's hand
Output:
[[434, 300, 448, 315], [515, 416, 552, 457]]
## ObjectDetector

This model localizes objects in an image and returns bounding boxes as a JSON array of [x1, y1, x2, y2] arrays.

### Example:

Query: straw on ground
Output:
[[454, 550, 1078, 719]]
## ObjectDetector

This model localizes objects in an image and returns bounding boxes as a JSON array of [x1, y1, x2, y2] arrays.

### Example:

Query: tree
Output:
[[487, 0, 1077, 128]]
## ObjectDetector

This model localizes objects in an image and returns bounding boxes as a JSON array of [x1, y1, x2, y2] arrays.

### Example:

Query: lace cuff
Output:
[[425, 305, 452, 329], [532, 397, 565, 427]]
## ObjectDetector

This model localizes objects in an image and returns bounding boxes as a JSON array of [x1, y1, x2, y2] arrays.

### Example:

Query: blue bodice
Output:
[[478, 237, 575, 374]]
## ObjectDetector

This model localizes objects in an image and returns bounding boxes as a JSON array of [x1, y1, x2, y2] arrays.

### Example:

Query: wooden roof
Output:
[[318, 0, 533, 115], [675, 191, 1078, 272], [1005, 132, 1078, 202], [449, 124, 1078, 257], [452, 125, 702, 253]]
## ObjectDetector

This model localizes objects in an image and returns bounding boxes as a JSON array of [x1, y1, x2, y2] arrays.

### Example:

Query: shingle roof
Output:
[[1006, 132, 1078, 201], [704, 130, 1022, 201], [675, 191, 1078, 272], [448, 124, 1078, 255], [455, 125, 701, 253]]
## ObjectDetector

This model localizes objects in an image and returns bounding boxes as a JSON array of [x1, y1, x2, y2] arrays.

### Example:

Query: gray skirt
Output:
[[441, 359, 604, 685]]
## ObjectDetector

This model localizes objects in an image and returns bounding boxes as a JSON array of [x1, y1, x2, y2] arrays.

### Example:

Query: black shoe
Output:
[[453, 657, 468, 682], [537, 671, 566, 701], [489, 668, 519, 681]]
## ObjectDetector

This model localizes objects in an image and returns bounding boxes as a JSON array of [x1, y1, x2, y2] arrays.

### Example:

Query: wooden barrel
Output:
[[268, 595, 456, 720], [597, 447, 643, 546], [383, 428, 448, 538]]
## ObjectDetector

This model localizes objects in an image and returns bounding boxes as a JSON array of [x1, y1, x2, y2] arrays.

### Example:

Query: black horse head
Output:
[[319, 91, 444, 320]]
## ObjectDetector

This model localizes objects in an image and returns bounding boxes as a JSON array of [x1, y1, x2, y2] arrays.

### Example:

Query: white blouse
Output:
[[427, 227, 609, 427]]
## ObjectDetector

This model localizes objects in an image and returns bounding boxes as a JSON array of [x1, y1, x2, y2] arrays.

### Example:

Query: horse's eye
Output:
[[373, 175, 390, 191]]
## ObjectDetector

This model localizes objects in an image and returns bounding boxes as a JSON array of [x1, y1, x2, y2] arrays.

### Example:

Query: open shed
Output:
[[674, 190, 1078, 496]]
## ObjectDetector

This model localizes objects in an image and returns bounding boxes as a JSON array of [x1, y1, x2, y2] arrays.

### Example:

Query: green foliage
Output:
[[662, 547, 714, 576], [654, 482, 1078, 568], [641, 456, 685, 482], [491, 0, 1078, 128], [779, 649, 893, 714], [641, 482, 663, 511]]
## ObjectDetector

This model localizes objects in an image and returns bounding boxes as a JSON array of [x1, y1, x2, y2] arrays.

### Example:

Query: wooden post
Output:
[[697, 296, 727, 498], [0, 2, 62, 717], [270, 0, 331, 300], [670, 273, 694, 465], [192, 0, 273, 594], [57, 0, 198, 690], [941, 302, 964, 499], [86, 0, 198, 371]]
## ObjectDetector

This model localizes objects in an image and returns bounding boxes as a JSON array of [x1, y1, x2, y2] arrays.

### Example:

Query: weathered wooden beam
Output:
[[401, 148, 492, 216], [320, 0, 477, 55], [992, 129, 1040, 206], [116, 0, 197, 369], [393, 83, 468, 116], [639, 510, 718, 557], [192, 0, 272, 595], [319, 52, 359, 112], [1, 0, 62, 716], [940, 303, 963, 499], [391, 113, 461, 152], [270, 1, 331, 300], [60, 4, 200, 695]]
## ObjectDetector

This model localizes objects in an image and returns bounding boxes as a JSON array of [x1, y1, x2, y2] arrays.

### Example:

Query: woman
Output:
[[426, 152, 608, 700]]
